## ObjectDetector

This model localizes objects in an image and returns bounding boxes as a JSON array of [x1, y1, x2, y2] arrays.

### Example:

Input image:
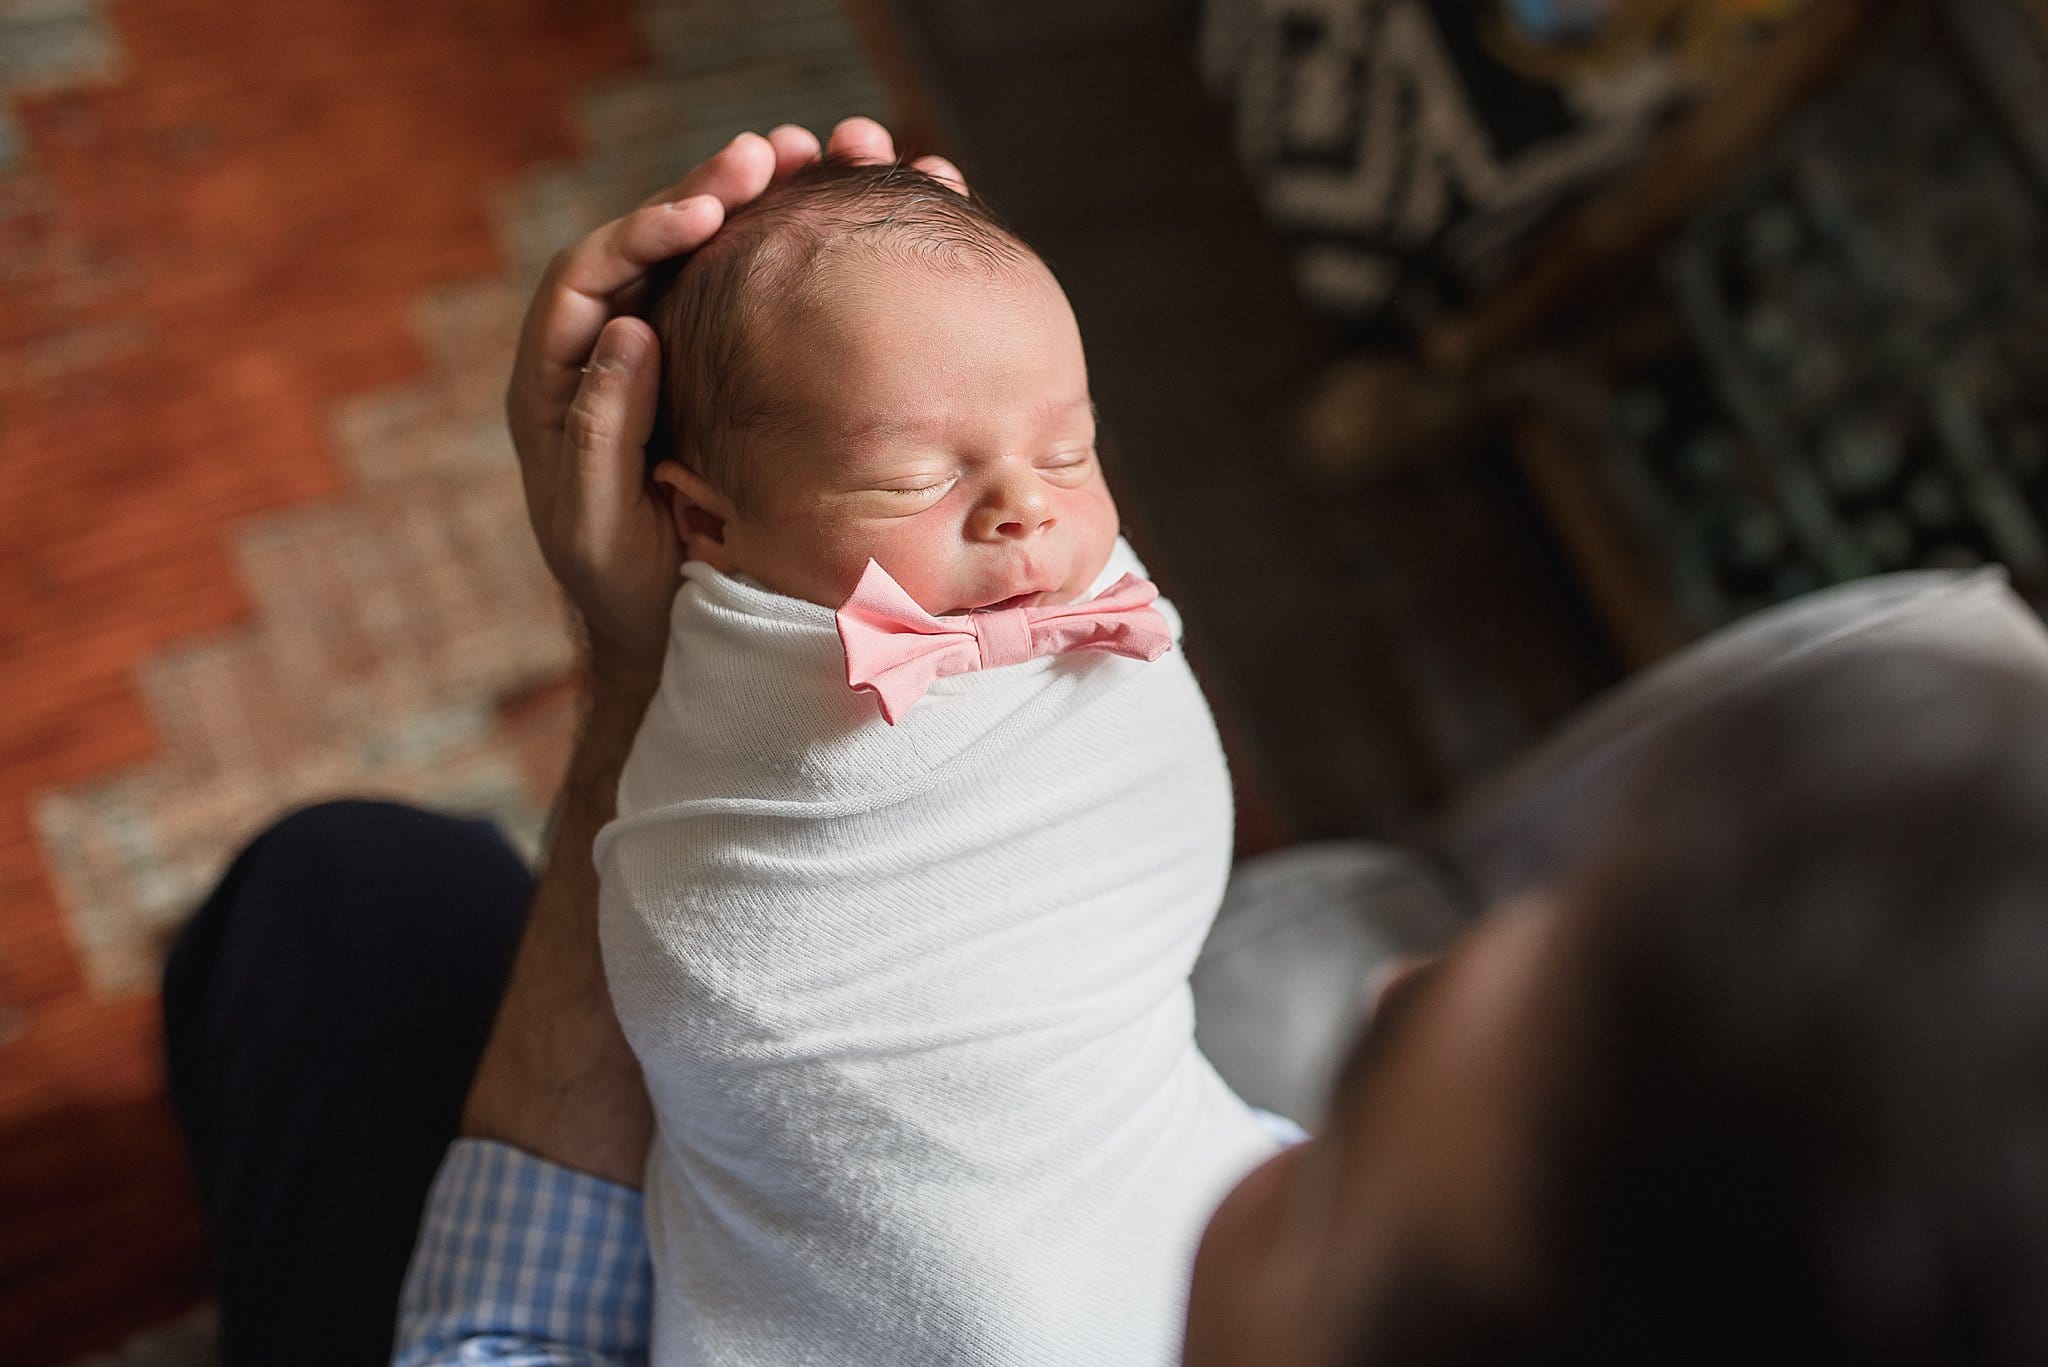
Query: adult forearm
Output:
[[459, 655, 658, 1186]]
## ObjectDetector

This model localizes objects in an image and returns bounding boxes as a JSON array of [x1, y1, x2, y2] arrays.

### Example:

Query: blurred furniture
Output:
[[1200, 0, 1701, 338], [1200, 0, 1830, 340], [1289, 0, 2048, 669]]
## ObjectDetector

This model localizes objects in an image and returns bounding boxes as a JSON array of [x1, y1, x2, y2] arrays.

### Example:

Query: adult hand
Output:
[[505, 117, 966, 680], [463, 118, 963, 1186]]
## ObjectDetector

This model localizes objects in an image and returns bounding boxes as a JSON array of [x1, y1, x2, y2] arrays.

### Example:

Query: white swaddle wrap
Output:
[[596, 536, 1276, 1367]]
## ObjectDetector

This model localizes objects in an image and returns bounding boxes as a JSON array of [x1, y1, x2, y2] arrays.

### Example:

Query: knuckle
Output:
[[566, 378, 623, 449], [567, 414, 618, 461]]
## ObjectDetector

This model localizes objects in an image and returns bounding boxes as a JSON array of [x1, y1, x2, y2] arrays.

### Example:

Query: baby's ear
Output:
[[652, 460, 739, 570]]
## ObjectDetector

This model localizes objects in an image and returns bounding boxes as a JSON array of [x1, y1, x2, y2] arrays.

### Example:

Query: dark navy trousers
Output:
[[161, 800, 534, 1367]]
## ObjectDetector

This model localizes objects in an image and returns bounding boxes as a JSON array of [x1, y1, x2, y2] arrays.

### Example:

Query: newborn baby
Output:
[[595, 160, 1277, 1367]]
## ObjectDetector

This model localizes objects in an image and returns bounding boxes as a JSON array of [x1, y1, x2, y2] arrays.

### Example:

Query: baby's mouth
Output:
[[972, 591, 1042, 613], [947, 589, 1047, 616]]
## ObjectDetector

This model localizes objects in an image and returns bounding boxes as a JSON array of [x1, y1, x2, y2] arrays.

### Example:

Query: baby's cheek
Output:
[[1071, 486, 1122, 569], [808, 516, 955, 605], [861, 523, 966, 601]]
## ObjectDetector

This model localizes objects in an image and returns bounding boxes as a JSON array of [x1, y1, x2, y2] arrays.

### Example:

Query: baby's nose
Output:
[[975, 480, 1055, 540], [992, 509, 1055, 539]]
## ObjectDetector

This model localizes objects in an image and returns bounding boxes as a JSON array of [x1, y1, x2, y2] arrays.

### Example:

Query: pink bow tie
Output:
[[835, 559, 1173, 724]]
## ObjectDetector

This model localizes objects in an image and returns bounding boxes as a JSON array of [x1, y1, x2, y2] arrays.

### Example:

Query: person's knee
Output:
[[259, 798, 512, 879], [180, 799, 531, 1066], [256, 798, 527, 920], [224, 799, 532, 977]]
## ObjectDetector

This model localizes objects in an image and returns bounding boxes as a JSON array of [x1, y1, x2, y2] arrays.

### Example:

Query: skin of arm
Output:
[[453, 119, 965, 1188], [458, 647, 662, 1185]]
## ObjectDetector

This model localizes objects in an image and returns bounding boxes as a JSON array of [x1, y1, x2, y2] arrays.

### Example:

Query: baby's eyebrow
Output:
[[840, 398, 1098, 446], [840, 413, 951, 446], [1041, 396, 1098, 425]]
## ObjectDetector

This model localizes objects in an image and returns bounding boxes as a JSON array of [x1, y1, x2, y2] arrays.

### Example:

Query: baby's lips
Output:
[[952, 582, 1061, 614]]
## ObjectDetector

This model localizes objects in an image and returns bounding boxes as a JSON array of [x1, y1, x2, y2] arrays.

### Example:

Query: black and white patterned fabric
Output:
[[1198, 0, 1690, 334]]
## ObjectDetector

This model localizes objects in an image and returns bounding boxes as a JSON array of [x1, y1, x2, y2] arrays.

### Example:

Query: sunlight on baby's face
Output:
[[711, 252, 1121, 616]]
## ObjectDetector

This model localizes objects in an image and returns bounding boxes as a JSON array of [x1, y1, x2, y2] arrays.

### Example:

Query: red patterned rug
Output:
[[0, 1, 910, 1359]]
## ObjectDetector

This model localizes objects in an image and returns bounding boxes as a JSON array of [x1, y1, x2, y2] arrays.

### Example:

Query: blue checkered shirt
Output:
[[394, 1138, 651, 1366], [392, 1114, 1308, 1363]]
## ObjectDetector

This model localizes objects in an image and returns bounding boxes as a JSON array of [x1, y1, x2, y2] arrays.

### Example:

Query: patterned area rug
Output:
[[0, 0, 900, 1359]]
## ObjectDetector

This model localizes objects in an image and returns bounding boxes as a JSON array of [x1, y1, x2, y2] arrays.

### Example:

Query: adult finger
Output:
[[632, 130, 779, 211], [826, 116, 896, 164], [766, 123, 823, 178], [537, 130, 779, 383], [533, 121, 841, 382], [513, 195, 726, 417], [912, 154, 967, 195], [551, 195, 725, 310], [561, 316, 661, 538], [604, 129, 803, 316]]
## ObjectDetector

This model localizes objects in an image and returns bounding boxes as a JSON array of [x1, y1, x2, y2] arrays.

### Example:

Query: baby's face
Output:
[[682, 253, 1119, 616]]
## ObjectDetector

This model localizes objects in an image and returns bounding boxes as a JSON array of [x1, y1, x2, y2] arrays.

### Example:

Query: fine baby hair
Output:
[[643, 156, 1034, 510]]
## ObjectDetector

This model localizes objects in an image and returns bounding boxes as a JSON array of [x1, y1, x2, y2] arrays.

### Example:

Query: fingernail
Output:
[[592, 324, 647, 372], [667, 193, 712, 214]]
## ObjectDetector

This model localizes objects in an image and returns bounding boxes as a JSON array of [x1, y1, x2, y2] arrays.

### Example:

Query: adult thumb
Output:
[[566, 317, 661, 527]]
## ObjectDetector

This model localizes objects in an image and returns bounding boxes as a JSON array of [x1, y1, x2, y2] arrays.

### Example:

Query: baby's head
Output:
[[644, 158, 1118, 616]]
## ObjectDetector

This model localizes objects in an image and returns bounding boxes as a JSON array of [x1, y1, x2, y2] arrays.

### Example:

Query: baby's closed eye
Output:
[[874, 475, 957, 498], [1036, 449, 1096, 480]]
